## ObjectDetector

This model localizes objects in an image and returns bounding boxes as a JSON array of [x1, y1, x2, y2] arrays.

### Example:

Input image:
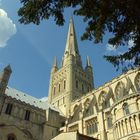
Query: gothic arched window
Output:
[[5, 103, 13, 115], [107, 117, 113, 128], [58, 84, 60, 92], [115, 82, 125, 100], [64, 80, 66, 89], [7, 134, 16, 140], [73, 105, 78, 113], [98, 91, 106, 106], [114, 108, 117, 120], [85, 106, 94, 118], [103, 100, 110, 109], [24, 110, 30, 121], [123, 103, 130, 115], [135, 73, 140, 91], [84, 99, 90, 110]]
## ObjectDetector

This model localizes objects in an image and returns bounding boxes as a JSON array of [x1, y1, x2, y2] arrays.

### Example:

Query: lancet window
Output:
[[123, 103, 130, 115], [115, 82, 125, 100], [135, 73, 140, 91], [25, 110, 30, 121], [107, 116, 113, 128], [5, 103, 13, 115]]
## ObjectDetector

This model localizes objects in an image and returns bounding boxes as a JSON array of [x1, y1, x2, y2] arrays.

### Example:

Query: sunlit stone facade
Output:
[[48, 18, 140, 140], [0, 18, 140, 140]]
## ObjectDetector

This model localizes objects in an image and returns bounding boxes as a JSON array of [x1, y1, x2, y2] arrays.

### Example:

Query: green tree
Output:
[[18, 0, 140, 71]]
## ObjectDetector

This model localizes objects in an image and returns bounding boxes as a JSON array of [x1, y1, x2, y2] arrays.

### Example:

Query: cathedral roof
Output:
[[5, 87, 64, 116]]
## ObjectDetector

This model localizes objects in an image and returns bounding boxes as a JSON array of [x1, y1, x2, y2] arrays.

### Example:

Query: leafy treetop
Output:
[[18, 0, 140, 71]]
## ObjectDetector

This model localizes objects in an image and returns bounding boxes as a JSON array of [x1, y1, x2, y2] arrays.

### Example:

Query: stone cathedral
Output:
[[0, 18, 140, 140]]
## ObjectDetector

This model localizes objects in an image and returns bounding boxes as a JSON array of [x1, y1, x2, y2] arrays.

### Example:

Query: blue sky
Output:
[[0, 0, 122, 98]]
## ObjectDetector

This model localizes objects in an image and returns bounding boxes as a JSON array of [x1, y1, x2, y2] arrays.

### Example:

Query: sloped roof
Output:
[[4, 87, 64, 116]]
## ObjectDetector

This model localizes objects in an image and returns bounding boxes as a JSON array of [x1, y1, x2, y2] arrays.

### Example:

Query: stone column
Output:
[[118, 122, 122, 138], [125, 119, 128, 135], [121, 121, 125, 136], [65, 119, 68, 132], [117, 124, 120, 138], [98, 110, 107, 140], [127, 118, 132, 134], [83, 120, 86, 135], [78, 110, 83, 133], [122, 120, 127, 136], [116, 126, 119, 140], [131, 116, 137, 132], [135, 114, 140, 131], [113, 126, 118, 140]]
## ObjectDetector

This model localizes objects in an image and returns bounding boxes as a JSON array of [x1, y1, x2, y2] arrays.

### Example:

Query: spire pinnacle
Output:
[[51, 57, 58, 73], [53, 56, 58, 68], [86, 56, 91, 67], [4, 64, 12, 73], [64, 17, 79, 56]]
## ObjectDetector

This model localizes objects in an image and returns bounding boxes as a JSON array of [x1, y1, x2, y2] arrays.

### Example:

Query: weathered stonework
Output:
[[0, 18, 140, 140]]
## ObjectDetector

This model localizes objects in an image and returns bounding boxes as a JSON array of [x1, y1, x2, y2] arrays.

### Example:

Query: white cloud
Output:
[[106, 39, 134, 52], [128, 39, 134, 48], [106, 44, 116, 51], [40, 97, 48, 102], [0, 9, 16, 48]]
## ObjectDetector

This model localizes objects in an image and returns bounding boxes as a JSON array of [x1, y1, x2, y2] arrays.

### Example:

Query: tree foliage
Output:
[[18, 0, 140, 71]]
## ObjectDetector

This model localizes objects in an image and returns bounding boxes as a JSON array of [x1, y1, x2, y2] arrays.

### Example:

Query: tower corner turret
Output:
[[0, 64, 12, 94]]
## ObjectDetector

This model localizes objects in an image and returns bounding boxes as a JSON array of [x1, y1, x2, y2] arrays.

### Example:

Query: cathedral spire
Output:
[[64, 17, 79, 57]]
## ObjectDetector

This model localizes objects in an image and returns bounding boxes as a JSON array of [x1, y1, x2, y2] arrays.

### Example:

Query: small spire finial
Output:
[[53, 56, 57, 67], [51, 57, 58, 73], [70, 15, 73, 22], [86, 56, 91, 67], [4, 64, 12, 73]]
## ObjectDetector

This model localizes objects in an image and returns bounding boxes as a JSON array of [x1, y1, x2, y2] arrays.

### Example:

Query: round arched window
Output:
[[135, 73, 140, 91], [7, 134, 16, 140], [122, 103, 130, 115]]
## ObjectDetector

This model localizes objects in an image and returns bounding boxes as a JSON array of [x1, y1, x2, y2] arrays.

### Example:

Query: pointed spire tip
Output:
[[64, 17, 79, 57], [4, 64, 12, 72]]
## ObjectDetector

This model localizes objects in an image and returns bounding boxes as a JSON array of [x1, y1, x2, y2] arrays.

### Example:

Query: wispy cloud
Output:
[[0, 9, 17, 48], [106, 39, 134, 52], [106, 44, 117, 51]]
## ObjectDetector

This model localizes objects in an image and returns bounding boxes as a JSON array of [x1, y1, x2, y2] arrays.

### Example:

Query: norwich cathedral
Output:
[[0, 18, 140, 140]]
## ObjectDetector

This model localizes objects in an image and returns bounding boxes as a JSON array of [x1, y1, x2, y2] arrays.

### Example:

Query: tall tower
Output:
[[48, 17, 94, 116]]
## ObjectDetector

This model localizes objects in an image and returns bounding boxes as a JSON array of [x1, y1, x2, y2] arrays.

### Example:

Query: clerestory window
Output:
[[25, 110, 30, 121], [5, 103, 13, 115], [123, 103, 130, 115]]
